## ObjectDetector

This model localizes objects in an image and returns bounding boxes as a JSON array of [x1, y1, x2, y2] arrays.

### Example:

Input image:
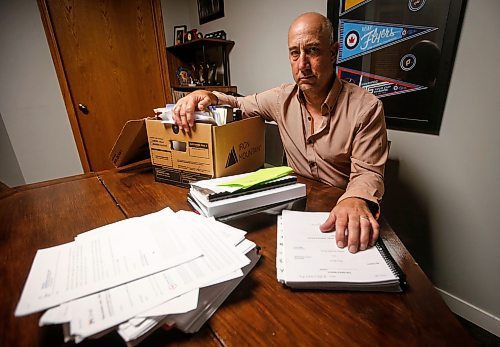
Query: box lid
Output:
[[109, 118, 150, 167]]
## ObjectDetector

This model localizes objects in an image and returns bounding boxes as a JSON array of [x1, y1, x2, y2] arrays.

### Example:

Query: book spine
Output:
[[206, 184, 307, 218], [187, 194, 205, 216]]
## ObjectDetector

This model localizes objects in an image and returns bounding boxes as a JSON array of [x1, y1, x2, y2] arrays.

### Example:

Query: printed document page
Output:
[[15, 209, 201, 316], [69, 265, 199, 339], [68, 211, 250, 340], [281, 210, 396, 284]]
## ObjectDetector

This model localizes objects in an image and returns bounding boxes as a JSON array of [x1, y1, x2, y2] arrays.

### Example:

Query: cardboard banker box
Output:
[[110, 117, 265, 186]]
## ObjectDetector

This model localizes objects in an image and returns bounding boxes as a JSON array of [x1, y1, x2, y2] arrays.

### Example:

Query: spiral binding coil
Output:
[[376, 238, 407, 288]]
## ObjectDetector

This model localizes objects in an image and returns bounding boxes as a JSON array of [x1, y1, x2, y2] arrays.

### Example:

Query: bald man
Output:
[[173, 12, 388, 253]]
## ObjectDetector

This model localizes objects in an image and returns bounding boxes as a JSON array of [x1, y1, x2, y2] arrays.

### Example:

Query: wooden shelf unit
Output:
[[166, 39, 236, 102]]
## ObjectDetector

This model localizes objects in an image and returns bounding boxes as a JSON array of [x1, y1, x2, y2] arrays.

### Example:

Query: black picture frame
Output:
[[174, 25, 187, 45], [327, 0, 467, 134], [197, 0, 225, 25]]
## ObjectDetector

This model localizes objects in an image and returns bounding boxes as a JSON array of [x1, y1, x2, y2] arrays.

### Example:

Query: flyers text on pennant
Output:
[[338, 19, 438, 63], [340, 0, 373, 16], [336, 67, 427, 98]]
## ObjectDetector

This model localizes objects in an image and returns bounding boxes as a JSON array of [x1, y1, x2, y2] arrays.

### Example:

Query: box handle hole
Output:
[[170, 140, 187, 152]]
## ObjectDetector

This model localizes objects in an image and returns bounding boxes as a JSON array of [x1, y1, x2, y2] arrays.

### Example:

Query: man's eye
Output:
[[308, 47, 320, 55], [289, 51, 299, 59]]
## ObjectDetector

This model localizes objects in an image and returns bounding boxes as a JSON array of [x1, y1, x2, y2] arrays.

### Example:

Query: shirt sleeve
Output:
[[213, 87, 283, 122], [336, 98, 388, 216]]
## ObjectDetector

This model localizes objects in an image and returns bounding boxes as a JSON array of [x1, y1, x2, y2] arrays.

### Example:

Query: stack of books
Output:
[[187, 168, 307, 221], [15, 208, 260, 345]]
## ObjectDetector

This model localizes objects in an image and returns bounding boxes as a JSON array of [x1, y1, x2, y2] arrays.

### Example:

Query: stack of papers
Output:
[[188, 167, 307, 220], [15, 208, 260, 345], [154, 104, 238, 126]]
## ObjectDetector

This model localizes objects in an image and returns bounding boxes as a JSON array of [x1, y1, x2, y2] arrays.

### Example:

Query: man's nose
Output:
[[298, 52, 310, 70]]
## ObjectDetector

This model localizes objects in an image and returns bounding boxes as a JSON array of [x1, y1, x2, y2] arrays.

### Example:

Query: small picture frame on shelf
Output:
[[174, 25, 187, 45]]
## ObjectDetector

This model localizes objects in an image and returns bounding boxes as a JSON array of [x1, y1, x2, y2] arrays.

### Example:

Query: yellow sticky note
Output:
[[218, 166, 293, 189]]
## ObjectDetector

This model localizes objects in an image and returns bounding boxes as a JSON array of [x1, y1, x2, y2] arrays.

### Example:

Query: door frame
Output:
[[36, 0, 172, 172]]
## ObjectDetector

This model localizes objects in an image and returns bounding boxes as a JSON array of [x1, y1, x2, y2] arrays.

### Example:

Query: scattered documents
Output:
[[188, 171, 307, 220], [15, 209, 201, 316], [277, 210, 405, 292], [117, 243, 261, 346], [16, 208, 260, 344]]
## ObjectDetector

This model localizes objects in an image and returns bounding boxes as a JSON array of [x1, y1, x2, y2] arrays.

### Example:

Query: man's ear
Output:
[[330, 42, 339, 63]]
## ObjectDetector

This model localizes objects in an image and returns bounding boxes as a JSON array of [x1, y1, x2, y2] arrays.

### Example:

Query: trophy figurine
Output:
[[207, 63, 217, 85]]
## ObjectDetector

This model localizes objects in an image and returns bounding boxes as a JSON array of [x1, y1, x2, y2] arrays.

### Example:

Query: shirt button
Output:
[[307, 116, 311, 121]]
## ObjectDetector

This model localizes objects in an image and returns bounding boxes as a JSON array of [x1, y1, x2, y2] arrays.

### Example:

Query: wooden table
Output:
[[0, 163, 474, 346]]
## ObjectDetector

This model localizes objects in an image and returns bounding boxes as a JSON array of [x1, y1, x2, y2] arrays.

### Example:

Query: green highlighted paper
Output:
[[218, 166, 293, 189]]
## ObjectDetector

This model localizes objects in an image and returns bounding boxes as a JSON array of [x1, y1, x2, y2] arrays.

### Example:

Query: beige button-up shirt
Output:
[[214, 78, 388, 209]]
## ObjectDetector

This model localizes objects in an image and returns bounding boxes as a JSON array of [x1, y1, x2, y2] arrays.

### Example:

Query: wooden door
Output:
[[38, 0, 171, 171]]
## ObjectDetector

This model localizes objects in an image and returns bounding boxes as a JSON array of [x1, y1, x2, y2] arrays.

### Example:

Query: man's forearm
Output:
[[212, 91, 240, 108]]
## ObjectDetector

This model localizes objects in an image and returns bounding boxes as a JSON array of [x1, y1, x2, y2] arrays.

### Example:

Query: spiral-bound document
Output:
[[277, 210, 405, 292]]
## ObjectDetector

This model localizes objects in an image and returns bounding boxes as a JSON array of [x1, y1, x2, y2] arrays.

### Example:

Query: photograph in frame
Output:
[[197, 0, 225, 25], [174, 25, 187, 45]]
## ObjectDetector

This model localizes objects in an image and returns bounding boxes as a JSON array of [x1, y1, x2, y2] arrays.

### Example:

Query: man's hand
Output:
[[319, 197, 379, 253], [172, 90, 218, 131]]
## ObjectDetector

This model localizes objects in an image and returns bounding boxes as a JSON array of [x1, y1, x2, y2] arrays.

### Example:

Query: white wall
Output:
[[161, 0, 326, 95], [160, 0, 500, 334], [385, 0, 500, 334], [0, 0, 82, 186], [162, 0, 193, 47]]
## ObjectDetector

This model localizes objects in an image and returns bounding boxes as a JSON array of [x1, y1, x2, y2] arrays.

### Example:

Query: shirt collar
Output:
[[296, 76, 343, 114]]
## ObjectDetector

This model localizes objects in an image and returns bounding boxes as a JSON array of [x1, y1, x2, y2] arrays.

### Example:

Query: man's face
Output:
[[288, 19, 338, 95]]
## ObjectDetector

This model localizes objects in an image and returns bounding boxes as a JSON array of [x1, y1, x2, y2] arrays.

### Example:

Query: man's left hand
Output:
[[319, 197, 379, 253]]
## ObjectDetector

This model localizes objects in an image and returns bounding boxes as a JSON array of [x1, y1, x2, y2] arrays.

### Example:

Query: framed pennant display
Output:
[[328, 0, 467, 134]]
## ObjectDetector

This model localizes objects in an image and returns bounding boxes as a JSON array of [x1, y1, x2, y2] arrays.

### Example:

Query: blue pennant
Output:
[[338, 19, 437, 63]]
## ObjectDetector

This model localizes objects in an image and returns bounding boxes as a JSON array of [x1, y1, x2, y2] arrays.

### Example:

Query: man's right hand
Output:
[[172, 90, 218, 131]]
